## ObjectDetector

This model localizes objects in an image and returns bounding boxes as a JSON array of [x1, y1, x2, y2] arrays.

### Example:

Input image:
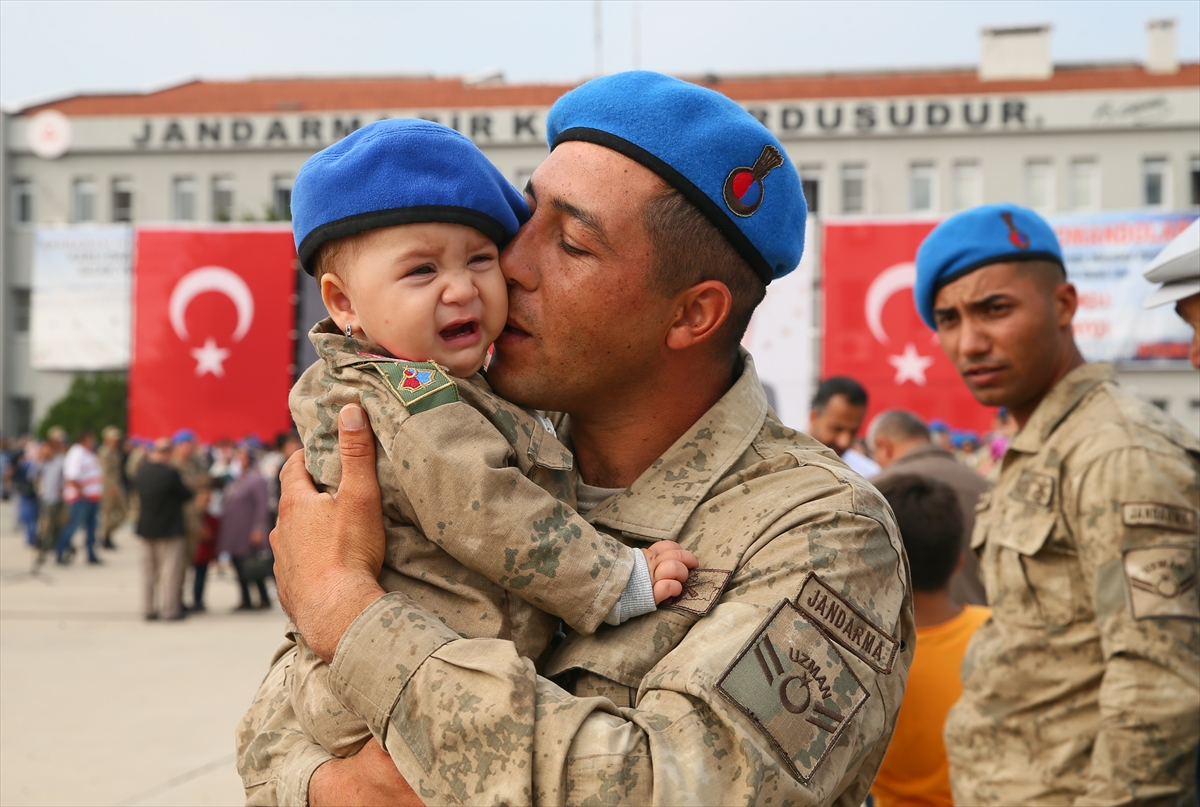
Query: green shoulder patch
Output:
[[368, 360, 459, 414]]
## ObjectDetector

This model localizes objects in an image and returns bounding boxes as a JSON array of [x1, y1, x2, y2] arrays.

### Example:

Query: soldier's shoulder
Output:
[[1068, 380, 1200, 462], [352, 357, 461, 417]]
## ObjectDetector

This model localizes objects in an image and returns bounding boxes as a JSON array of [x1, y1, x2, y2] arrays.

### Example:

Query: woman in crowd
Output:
[[216, 438, 272, 611]]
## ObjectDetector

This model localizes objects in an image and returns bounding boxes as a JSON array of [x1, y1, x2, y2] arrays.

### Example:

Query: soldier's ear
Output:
[[320, 274, 356, 327], [665, 280, 732, 351]]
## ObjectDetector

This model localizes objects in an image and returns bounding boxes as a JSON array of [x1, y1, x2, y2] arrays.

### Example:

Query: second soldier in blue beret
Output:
[[284, 118, 697, 759]]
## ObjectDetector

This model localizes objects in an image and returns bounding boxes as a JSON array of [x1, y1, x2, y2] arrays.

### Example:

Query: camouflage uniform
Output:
[[97, 442, 127, 538], [945, 363, 1200, 806], [283, 320, 638, 757], [237, 351, 914, 806]]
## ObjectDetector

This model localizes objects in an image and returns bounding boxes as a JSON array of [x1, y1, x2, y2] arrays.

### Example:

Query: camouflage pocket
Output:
[[988, 511, 1077, 629]]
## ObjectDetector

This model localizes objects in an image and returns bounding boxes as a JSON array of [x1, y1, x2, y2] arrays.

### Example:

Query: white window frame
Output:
[[12, 178, 34, 225], [1142, 157, 1170, 210], [272, 175, 293, 221], [212, 175, 235, 222], [111, 177, 134, 223], [909, 162, 937, 213], [1067, 158, 1100, 212], [841, 164, 866, 215], [172, 176, 196, 221], [951, 161, 983, 211], [1024, 159, 1055, 214], [71, 177, 97, 223]]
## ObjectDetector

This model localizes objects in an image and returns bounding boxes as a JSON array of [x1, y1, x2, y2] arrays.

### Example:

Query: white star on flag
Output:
[[191, 337, 230, 377], [887, 343, 934, 386]]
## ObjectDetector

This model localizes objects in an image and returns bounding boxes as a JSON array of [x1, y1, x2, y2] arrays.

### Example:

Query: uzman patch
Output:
[[664, 568, 732, 616], [796, 573, 899, 674], [1123, 545, 1200, 620], [369, 360, 459, 415], [717, 600, 868, 784]]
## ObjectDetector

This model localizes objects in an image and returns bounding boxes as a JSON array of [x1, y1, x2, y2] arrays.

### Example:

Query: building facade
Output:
[[4, 24, 1199, 437]]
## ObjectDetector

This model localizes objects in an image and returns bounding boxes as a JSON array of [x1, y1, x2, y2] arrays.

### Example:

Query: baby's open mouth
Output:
[[440, 321, 478, 340]]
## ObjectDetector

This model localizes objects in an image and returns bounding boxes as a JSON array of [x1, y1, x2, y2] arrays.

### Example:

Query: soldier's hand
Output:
[[309, 739, 423, 807], [271, 403, 386, 662], [643, 541, 700, 602]]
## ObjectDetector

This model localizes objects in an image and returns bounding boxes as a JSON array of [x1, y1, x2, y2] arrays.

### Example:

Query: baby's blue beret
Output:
[[914, 203, 1064, 329], [547, 71, 806, 284], [292, 119, 529, 274]]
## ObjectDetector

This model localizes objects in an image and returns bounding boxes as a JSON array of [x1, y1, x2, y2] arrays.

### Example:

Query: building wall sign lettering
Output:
[[7, 88, 1198, 156]]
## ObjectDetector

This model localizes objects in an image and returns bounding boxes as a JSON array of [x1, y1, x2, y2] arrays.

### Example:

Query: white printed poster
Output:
[[742, 216, 816, 431], [31, 226, 133, 370], [1053, 211, 1197, 363]]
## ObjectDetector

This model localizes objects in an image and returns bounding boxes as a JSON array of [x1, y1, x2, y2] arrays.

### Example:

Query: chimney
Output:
[[1146, 19, 1178, 74], [979, 25, 1052, 81]]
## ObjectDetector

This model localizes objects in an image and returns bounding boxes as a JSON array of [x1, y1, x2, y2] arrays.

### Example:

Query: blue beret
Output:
[[171, 429, 196, 445], [547, 71, 806, 284], [914, 203, 1064, 329], [292, 119, 529, 274]]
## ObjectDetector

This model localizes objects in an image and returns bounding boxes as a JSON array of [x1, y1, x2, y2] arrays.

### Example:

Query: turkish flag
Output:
[[822, 221, 994, 434], [129, 227, 297, 443]]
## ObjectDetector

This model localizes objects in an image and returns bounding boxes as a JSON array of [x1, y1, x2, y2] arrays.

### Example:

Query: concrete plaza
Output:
[[0, 504, 287, 807]]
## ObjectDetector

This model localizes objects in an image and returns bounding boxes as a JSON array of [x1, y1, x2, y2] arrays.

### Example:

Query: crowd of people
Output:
[[2, 427, 301, 621]]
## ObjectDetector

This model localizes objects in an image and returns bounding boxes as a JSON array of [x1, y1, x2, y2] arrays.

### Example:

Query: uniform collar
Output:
[[584, 350, 768, 541], [1009, 362, 1115, 454]]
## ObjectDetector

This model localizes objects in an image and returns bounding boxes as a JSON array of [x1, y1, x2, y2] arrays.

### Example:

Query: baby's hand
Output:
[[642, 541, 700, 603]]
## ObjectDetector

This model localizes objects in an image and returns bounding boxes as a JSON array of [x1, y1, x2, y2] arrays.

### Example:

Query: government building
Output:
[[3, 21, 1198, 437]]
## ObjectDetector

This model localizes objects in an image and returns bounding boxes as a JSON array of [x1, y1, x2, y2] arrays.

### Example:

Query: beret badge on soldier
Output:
[[723, 145, 785, 218], [1001, 211, 1031, 250]]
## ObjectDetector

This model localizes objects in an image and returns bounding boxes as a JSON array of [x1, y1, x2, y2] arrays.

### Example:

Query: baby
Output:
[[286, 119, 697, 756]]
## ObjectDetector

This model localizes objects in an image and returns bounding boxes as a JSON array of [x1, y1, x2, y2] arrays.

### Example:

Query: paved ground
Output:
[[0, 502, 287, 807]]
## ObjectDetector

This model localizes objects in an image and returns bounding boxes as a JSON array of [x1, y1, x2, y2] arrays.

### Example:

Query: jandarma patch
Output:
[[1122, 502, 1198, 533], [717, 600, 868, 784], [1010, 470, 1054, 509], [795, 573, 899, 674], [1123, 545, 1199, 620], [664, 568, 732, 616], [722, 145, 784, 217]]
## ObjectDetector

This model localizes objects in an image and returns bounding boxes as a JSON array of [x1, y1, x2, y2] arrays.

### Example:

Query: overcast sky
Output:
[[2, 0, 1198, 110]]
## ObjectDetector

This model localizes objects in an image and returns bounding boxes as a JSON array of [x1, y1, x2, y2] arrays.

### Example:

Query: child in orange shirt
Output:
[[871, 473, 990, 807]]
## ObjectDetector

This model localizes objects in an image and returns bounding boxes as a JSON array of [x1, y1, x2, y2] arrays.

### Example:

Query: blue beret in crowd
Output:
[[914, 203, 1064, 329], [171, 429, 196, 445], [291, 119, 529, 274], [547, 71, 807, 284]]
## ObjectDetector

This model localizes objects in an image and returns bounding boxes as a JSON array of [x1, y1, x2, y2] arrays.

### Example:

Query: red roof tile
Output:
[[19, 63, 1199, 117]]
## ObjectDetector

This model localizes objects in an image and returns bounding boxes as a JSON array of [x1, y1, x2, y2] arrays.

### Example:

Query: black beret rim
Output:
[[297, 206, 511, 275], [931, 250, 1066, 298], [552, 127, 774, 285]]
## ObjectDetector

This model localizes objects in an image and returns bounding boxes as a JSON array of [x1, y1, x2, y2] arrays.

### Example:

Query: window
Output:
[[12, 178, 33, 224], [111, 178, 133, 223], [272, 175, 293, 221], [841, 164, 865, 214], [800, 166, 822, 215], [212, 175, 235, 222], [1142, 158, 1169, 209], [1190, 156, 1199, 207], [1068, 159, 1099, 212], [6, 397, 33, 439], [12, 288, 31, 333], [952, 162, 983, 211], [172, 176, 196, 221], [71, 178, 97, 223], [1024, 159, 1054, 214], [909, 163, 936, 213]]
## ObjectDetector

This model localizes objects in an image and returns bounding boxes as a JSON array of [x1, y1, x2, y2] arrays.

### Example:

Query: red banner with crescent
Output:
[[822, 220, 994, 434], [129, 227, 296, 443]]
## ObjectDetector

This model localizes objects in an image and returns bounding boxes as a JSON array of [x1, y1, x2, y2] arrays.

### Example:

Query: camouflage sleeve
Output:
[[236, 638, 337, 807], [326, 499, 912, 806], [387, 401, 635, 634], [1071, 446, 1200, 805]]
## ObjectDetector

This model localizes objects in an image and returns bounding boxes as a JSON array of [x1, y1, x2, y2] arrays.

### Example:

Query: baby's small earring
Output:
[[345, 323, 353, 338]]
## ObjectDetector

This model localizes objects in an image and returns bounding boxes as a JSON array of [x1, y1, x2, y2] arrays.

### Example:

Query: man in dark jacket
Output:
[[868, 409, 990, 605], [134, 438, 193, 621]]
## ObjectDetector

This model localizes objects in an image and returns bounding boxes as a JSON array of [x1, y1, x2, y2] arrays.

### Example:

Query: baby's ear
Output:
[[320, 273, 355, 321]]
